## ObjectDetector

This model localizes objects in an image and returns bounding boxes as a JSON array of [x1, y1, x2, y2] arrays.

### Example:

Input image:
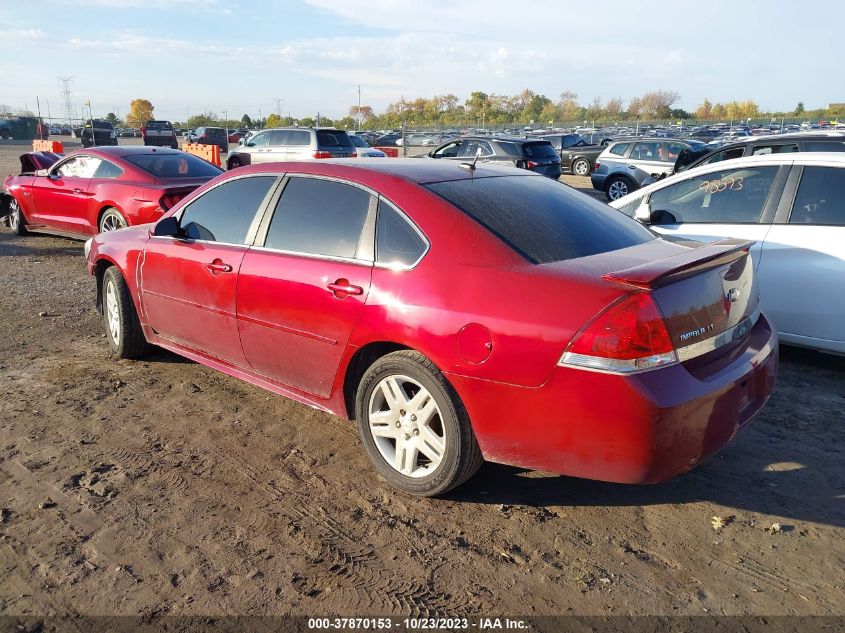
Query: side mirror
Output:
[[48, 171, 61, 180], [238, 139, 245, 146], [153, 215, 182, 238], [245, 142, 255, 147], [634, 201, 651, 223], [35, 169, 49, 177]]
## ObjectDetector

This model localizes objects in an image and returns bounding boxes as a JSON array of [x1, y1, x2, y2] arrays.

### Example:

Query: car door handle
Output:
[[327, 279, 363, 297], [206, 261, 233, 274], [72, 187, 84, 193], [627, 165, 637, 169]]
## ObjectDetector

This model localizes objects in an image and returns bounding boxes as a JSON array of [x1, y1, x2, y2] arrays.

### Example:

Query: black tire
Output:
[[99, 207, 128, 233], [8, 198, 28, 236], [0, 130, 9, 140], [102, 266, 149, 359], [605, 175, 636, 201], [228, 156, 242, 170], [355, 350, 483, 496], [571, 157, 591, 176]]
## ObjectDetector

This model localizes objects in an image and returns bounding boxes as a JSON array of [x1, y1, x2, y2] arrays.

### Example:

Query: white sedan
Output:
[[610, 152, 845, 355]]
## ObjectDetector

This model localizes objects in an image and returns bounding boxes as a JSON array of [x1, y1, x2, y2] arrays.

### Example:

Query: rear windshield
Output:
[[146, 121, 173, 131], [317, 130, 353, 148], [523, 142, 558, 159], [425, 175, 654, 264], [124, 153, 224, 178], [203, 127, 226, 139]]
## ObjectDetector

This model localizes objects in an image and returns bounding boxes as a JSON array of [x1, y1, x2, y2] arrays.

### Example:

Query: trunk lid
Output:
[[602, 239, 758, 355]]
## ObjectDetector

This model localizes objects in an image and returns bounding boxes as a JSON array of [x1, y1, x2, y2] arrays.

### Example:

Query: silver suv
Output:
[[591, 138, 703, 201], [226, 127, 356, 169]]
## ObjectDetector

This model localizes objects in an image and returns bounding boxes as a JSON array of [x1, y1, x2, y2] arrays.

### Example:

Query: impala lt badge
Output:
[[679, 323, 715, 342]]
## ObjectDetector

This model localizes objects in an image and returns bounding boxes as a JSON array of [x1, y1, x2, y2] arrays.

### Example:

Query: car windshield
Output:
[[425, 175, 654, 264], [124, 153, 223, 178]]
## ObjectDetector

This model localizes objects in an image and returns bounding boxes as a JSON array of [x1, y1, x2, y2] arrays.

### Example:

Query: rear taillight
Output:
[[159, 193, 185, 211], [526, 160, 538, 169], [559, 292, 677, 373], [313, 150, 332, 159], [594, 161, 601, 171]]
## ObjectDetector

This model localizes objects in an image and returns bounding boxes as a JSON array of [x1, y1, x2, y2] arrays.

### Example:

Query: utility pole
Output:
[[357, 84, 362, 130]]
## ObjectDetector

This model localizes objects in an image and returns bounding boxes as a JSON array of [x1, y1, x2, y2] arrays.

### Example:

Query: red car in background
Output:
[[84, 160, 777, 496], [2, 146, 222, 238]]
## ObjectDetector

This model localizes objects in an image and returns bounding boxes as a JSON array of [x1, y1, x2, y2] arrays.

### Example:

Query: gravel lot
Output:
[[0, 138, 843, 619]]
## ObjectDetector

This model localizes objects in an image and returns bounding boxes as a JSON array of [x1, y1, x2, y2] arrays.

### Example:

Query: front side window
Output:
[[265, 177, 373, 259], [179, 175, 276, 243], [630, 142, 661, 161], [701, 147, 746, 165], [249, 132, 270, 147], [458, 140, 481, 157], [376, 200, 427, 268], [477, 141, 494, 157], [789, 166, 845, 226], [664, 142, 688, 162], [648, 166, 778, 225], [56, 155, 102, 178], [434, 141, 461, 158]]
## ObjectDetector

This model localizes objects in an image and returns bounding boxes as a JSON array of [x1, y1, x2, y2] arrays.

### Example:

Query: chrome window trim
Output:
[[248, 245, 373, 267], [374, 197, 431, 271], [675, 307, 762, 362]]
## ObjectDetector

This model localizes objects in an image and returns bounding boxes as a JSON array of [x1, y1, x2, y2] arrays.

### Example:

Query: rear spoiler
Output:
[[603, 239, 754, 289]]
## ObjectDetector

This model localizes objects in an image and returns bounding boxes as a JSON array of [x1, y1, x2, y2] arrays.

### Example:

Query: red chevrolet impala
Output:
[[2, 146, 222, 238], [84, 160, 778, 496]]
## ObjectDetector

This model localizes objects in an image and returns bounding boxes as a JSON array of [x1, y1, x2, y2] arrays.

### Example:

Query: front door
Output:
[[31, 155, 100, 233], [646, 163, 783, 270], [237, 175, 375, 397], [139, 174, 279, 366]]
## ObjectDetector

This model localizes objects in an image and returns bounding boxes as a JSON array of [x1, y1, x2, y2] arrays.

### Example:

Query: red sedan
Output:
[[2, 146, 222, 238], [84, 160, 778, 496]]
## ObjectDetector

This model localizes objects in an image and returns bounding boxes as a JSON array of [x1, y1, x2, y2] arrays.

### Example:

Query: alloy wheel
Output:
[[573, 159, 590, 176], [367, 374, 446, 478], [9, 202, 20, 231], [100, 212, 126, 233], [608, 180, 630, 200], [105, 279, 121, 344]]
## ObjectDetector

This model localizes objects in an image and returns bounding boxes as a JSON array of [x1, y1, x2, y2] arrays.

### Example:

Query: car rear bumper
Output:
[[591, 173, 607, 190], [446, 313, 778, 484]]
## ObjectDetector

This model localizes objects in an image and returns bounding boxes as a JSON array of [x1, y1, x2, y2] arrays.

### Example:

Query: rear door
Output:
[[140, 174, 279, 366], [644, 163, 785, 268], [759, 163, 845, 348], [626, 141, 673, 182], [31, 155, 101, 233], [237, 175, 375, 397], [284, 129, 312, 160]]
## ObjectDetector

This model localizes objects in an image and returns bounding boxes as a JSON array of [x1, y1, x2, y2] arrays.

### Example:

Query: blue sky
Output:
[[0, 0, 839, 123]]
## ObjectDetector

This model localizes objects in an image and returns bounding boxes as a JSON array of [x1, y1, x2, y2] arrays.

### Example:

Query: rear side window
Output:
[[179, 176, 275, 244], [523, 142, 557, 159], [803, 140, 845, 152], [376, 200, 427, 268], [648, 166, 778, 224], [268, 129, 289, 145], [751, 144, 798, 155], [789, 166, 845, 226], [288, 130, 310, 145], [93, 160, 123, 179], [609, 142, 630, 156], [425, 175, 654, 264], [265, 177, 372, 259], [125, 153, 223, 178], [317, 130, 353, 148], [496, 141, 522, 157]]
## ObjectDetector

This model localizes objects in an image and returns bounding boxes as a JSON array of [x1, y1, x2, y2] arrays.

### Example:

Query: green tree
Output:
[[795, 102, 805, 116], [186, 114, 215, 128], [265, 113, 283, 128], [241, 114, 253, 127], [105, 112, 122, 126]]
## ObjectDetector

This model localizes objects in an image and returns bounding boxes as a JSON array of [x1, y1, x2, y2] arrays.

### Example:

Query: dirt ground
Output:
[[0, 140, 843, 619]]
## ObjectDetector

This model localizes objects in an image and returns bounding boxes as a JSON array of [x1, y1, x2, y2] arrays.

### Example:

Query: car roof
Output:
[[610, 152, 845, 206], [233, 157, 538, 185], [72, 146, 185, 157]]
